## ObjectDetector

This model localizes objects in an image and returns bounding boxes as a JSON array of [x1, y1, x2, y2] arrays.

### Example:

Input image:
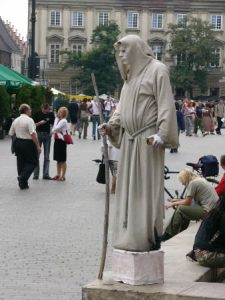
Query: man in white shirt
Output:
[[9, 104, 41, 190]]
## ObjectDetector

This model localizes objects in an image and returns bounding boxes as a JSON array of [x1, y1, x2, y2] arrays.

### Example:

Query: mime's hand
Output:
[[146, 134, 164, 146]]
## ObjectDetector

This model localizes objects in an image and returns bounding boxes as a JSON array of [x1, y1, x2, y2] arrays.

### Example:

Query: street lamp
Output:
[[28, 0, 38, 80]]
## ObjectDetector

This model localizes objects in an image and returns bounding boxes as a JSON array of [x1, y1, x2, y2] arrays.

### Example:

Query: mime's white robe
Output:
[[108, 35, 178, 252]]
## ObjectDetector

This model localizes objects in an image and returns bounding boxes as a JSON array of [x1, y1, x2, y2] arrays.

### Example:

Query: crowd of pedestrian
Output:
[[8, 94, 117, 189], [171, 97, 225, 153], [66, 96, 117, 140], [176, 97, 225, 138]]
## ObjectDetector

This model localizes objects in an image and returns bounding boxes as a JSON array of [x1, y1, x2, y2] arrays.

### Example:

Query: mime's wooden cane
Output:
[[91, 73, 110, 280]]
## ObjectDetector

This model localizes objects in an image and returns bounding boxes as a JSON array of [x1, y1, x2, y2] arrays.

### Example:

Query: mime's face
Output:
[[119, 46, 128, 65]]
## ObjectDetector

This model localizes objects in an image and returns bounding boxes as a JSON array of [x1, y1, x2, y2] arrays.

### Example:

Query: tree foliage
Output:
[[16, 85, 53, 114], [63, 22, 122, 95], [0, 86, 10, 127], [168, 17, 218, 96]]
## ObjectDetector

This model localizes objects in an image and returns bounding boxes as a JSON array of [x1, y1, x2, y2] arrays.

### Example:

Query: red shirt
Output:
[[215, 174, 225, 196]]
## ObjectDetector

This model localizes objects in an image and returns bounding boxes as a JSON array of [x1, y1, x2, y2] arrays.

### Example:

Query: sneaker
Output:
[[33, 176, 39, 180], [186, 250, 196, 262]]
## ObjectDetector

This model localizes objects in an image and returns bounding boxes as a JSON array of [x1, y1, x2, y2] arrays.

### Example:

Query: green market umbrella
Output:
[[0, 64, 33, 93]]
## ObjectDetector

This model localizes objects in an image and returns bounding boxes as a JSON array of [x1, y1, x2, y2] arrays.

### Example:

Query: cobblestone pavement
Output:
[[0, 129, 225, 299]]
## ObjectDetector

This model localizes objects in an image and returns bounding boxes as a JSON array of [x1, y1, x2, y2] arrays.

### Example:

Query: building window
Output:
[[127, 11, 139, 29], [72, 44, 83, 55], [98, 12, 109, 26], [50, 44, 60, 63], [152, 14, 163, 30], [70, 83, 80, 95], [72, 11, 84, 27], [152, 45, 163, 61], [50, 11, 61, 26], [177, 14, 187, 27], [210, 48, 221, 67], [71, 84, 76, 95], [211, 15, 222, 30]]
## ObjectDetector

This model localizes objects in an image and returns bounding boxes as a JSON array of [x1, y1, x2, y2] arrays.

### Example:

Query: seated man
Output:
[[161, 168, 219, 241], [187, 194, 225, 268]]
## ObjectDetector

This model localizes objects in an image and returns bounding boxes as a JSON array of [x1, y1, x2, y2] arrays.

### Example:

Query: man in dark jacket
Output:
[[33, 103, 55, 179]]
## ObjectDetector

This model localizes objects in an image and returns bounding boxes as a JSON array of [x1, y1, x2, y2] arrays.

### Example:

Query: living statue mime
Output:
[[99, 35, 178, 252]]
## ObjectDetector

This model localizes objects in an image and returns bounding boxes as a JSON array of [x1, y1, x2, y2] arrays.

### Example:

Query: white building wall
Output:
[[141, 10, 149, 41], [37, 7, 48, 55], [86, 9, 94, 49]]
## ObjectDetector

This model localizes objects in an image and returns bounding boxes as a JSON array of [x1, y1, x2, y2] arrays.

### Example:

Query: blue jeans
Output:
[[104, 111, 111, 122], [33, 132, 51, 178], [92, 115, 100, 139]]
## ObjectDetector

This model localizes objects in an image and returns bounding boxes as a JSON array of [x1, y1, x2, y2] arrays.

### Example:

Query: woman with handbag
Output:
[[52, 107, 69, 181]]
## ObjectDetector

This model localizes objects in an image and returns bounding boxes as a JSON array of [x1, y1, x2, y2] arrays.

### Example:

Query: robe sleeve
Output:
[[153, 63, 178, 148], [107, 101, 124, 149]]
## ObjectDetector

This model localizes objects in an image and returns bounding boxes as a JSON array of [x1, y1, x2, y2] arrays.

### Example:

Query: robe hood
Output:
[[114, 35, 155, 81]]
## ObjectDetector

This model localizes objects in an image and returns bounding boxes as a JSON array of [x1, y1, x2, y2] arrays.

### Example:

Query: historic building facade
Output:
[[0, 17, 25, 73], [30, 0, 225, 96]]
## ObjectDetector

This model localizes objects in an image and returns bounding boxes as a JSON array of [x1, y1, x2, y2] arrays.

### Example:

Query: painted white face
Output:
[[118, 46, 128, 65]]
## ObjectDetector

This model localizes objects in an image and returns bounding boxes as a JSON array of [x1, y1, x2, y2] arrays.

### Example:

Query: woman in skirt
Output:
[[52, 107, 69, 181]]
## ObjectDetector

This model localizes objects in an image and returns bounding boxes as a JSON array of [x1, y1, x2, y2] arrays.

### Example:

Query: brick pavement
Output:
[[0, 130, 225, 299]]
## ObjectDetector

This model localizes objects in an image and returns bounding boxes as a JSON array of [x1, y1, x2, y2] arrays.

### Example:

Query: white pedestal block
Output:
[[112, 249, 164, 285]]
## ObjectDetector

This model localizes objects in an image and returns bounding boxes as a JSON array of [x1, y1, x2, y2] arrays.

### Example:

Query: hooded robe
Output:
[[108, 35, 178, 252]]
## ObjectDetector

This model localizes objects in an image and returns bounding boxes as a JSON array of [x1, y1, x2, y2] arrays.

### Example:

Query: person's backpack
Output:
[[198, 155, 219, 177]]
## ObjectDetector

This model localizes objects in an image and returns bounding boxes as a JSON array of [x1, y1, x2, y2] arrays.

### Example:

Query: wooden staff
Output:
[[91, 73, 110, 280]]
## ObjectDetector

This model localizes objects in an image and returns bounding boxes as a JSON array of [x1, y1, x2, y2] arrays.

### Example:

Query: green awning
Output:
[[0, 64, 33, 93]]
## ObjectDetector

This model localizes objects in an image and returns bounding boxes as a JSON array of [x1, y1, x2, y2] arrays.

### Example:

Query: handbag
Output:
[[63, 132, 74, 144], [96, 158, 106, 184]]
